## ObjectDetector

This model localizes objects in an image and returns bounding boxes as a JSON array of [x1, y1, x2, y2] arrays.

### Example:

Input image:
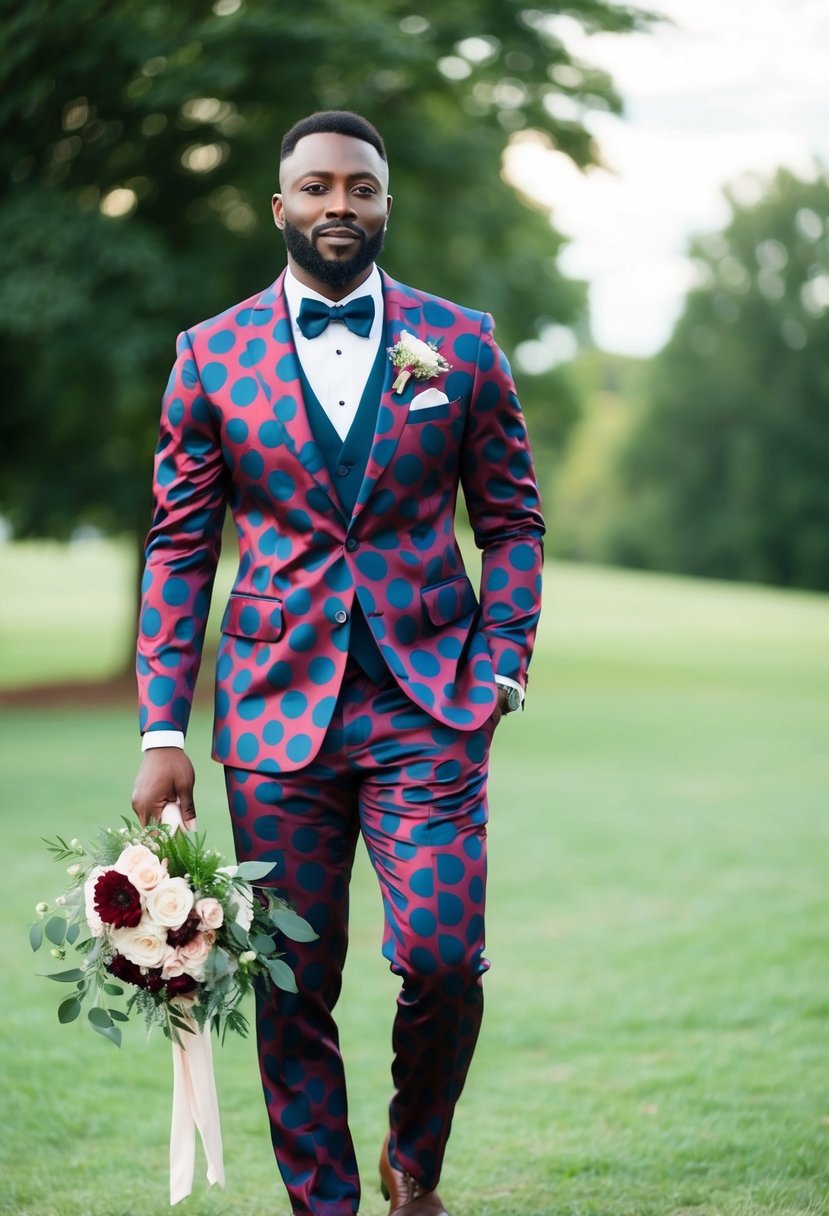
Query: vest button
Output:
[[336, 463, 350, 477], [346, 537, 359, 552], [334, 609, 348, 624]]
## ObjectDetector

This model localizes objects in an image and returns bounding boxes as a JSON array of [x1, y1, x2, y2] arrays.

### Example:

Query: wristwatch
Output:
[[497, 683, 522, 714]]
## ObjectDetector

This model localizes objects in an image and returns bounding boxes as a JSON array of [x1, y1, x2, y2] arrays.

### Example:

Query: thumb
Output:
[[178, 794, 197, 825]]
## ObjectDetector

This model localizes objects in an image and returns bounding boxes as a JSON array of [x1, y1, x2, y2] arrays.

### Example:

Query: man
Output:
[[132, 110, 544, 1216]]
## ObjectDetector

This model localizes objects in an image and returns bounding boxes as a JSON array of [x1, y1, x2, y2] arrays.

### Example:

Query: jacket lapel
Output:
[[248, 273, 342, 520], [352, 273, 427, 521]]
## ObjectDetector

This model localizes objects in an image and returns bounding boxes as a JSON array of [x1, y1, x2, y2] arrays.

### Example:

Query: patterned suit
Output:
[[137, 269, 544, 1215]]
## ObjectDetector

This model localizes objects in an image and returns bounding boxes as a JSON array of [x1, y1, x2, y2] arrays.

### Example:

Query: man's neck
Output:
[[285, 257, 375, 302]]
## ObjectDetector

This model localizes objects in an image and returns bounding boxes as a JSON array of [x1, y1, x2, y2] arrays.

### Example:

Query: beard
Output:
[[282, 218, 386, 290]]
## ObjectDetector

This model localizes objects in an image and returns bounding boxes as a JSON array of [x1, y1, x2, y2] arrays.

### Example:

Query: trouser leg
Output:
[[225, 749, 361, 1216], [344, 681, 494, 1191]]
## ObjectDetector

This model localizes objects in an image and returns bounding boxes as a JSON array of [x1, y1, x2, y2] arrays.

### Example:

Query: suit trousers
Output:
[[224, 659, 495, 1216]]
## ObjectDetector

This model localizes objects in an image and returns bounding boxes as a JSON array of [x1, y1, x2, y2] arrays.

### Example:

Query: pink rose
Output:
[[195, 897, 224, 930], [115, 844, 166, 894], [161, 947, 186, 979], [179, 930, 215, 982]]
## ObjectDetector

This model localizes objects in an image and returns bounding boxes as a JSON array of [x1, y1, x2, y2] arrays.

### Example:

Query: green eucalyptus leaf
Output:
[[88, 1007, 113, 1028], [29, 922, 44, 952], [42, 968, 86, 983], [108, 1009, 130, 1022], [264, 957, 298, 993], [58, 996, 82, 1024], [65, 922, 82, 945], [226, 921, 249, 949], [250, 933, 276, 955], [234, 861, 275, 881], [103, 983, 124, 996], [91, 1021, 122, 1047], [44, 917, 67, 946], [271, 907, 318, 942]]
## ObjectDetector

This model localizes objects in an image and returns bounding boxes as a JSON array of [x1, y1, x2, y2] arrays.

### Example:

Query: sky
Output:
[[503, 0, 829, 358]]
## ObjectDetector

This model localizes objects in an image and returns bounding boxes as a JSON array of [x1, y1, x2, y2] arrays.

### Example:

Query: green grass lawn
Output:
[[2, 544, 828, 1215]]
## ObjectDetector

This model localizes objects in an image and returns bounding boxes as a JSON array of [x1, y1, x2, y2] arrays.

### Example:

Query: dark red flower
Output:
[[167, 910, 200, 948], [94, 869, 143, 928], [107, 954, 165, 992], [166, 974, 198, 996]]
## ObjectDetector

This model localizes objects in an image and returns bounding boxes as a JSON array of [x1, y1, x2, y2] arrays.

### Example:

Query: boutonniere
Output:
[[387, 330, 451, 395]]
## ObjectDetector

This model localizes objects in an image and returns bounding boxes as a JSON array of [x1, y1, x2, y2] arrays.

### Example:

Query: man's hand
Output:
[[131, 748, 197, 827], [490, 687, 508, 728]]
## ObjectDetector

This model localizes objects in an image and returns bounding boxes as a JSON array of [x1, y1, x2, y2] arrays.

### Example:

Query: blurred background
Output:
[[3, 0, 829, 677], [2, 6, 829, 1215]]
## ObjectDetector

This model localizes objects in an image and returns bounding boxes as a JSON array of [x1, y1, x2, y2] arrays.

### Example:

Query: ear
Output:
[[385, 194, 393, 222], [272, 194, 284, 230]]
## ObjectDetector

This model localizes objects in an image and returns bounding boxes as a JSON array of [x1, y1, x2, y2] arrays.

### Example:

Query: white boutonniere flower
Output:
[[387, 330, 451, 395]]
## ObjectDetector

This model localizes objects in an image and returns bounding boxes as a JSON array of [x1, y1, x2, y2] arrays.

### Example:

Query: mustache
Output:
[[312, 220, 366, 241]]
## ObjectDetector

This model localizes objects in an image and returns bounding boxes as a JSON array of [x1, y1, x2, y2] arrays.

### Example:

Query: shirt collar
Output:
[[283, 264, 383, 324]]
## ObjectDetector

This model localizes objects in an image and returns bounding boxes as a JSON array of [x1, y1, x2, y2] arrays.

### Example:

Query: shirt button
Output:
[[338, 399, 346, 407], [334, 609, 348, 624], [335, 349, 343, 356], [346, 537, 359, 552]]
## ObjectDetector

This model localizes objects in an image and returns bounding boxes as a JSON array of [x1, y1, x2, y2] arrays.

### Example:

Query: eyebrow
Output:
[[297, 170, 383, 185]]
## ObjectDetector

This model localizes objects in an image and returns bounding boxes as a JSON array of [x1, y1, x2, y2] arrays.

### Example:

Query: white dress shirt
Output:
[[142, 266, 521, 751], [282, 265, 384, 442]]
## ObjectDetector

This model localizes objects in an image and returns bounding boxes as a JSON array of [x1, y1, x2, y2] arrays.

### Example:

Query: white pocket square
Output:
[[410, 388, 449, 410]]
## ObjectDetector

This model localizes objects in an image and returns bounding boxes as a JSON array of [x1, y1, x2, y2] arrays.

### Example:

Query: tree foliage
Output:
[[609, 166, 829, 591], [0, 0, 651, 542]]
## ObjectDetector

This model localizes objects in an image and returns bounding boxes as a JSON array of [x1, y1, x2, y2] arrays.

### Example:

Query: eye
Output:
[[353, 185, 376, 196], [302, 183, 327, 194]]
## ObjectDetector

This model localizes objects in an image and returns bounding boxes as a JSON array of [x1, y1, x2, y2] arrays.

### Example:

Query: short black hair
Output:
[[280, 110, 386, 163]]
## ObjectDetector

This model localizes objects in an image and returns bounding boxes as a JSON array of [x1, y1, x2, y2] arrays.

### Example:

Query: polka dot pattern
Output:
[[223, 666, 493, 1211], [137, 270, 543, 780]]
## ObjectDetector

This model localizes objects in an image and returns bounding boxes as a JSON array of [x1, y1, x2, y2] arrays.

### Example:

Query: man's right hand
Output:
[[131, 748, 197, 827]]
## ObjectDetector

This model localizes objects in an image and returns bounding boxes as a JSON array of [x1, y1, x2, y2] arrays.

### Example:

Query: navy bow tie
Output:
[[296, 295, 375, 339]]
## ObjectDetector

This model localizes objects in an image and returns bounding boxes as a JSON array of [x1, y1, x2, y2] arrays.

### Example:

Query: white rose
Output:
[[144, 877, 194, 929], [115, 844, 166, 893], [399, 330, 440, 372], [111, 920, 168, 968], [83, 866, 109, 937], [195, 897, 224, 930]]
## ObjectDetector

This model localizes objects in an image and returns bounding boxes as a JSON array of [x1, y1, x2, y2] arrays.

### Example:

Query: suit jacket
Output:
[[137, 270, 545, 773]]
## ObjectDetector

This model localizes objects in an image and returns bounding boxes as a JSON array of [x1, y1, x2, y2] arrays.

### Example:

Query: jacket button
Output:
[[346, 537, 359, 552], [336, 463, 350, 477], [334, 609, 348, 624]]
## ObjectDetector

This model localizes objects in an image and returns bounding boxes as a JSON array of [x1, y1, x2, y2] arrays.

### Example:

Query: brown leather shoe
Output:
[[379, 1135, 449, 1216]]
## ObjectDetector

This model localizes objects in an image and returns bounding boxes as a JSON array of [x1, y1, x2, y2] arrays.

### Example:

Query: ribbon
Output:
[[160, 803, 225, 1206]]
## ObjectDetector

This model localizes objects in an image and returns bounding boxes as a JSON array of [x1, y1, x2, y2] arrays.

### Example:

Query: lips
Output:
[[317, 226, 363, 243]]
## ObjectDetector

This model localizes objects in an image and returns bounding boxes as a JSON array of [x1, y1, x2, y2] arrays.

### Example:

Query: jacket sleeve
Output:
[[136, 331, 228, 737], [460, 312, 545, 688]]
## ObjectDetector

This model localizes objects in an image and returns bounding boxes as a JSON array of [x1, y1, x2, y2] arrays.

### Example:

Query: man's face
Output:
[[273, 131, 392, 297]]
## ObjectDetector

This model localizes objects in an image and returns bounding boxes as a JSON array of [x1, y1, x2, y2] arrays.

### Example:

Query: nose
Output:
[[325, 188, 357, 219]]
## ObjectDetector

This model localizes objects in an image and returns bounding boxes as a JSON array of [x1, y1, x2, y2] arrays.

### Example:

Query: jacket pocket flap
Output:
[[421, 576, 478, 626], [221, 595, 283, 641]]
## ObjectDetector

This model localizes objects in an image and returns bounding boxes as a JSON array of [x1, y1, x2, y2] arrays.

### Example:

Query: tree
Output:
[[609, 165, 829, 591], [0, 0, 651, 561]]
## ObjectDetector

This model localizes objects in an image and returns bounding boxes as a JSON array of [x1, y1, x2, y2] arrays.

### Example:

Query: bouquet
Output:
[[30, 808, 316, 1048]]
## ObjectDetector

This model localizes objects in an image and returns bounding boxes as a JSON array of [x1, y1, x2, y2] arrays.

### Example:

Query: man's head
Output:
[[273, 111, 392, 299]]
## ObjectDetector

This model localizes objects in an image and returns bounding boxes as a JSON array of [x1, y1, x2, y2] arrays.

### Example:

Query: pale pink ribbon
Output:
[[160, 803, 225, 1205]]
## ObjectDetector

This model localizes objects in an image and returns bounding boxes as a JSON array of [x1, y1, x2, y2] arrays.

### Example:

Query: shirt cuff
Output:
[[141, 730, 185, 752], [494, 675, 525, 705]]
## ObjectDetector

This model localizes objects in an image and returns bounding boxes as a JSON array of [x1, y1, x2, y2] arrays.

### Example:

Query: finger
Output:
[[179, 797, 197, 824]]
